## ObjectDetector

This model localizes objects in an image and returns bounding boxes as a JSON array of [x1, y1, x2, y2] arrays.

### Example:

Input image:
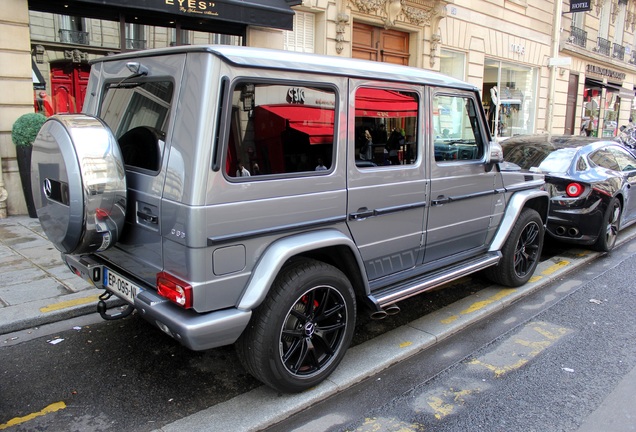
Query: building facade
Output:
[[1, 0, 635, 216]]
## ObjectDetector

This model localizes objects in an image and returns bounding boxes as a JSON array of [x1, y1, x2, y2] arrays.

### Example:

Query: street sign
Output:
[[548, 57, 572, 67]]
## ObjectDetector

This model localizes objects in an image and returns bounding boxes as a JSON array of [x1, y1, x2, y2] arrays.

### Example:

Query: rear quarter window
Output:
[[224, 82, 336, 179]]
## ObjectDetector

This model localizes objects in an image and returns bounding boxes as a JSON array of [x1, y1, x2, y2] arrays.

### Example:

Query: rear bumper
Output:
[[63, 254, 251, 351]]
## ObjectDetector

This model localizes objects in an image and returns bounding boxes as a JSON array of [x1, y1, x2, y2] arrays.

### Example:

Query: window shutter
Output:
[[284, 12, 314, 53]]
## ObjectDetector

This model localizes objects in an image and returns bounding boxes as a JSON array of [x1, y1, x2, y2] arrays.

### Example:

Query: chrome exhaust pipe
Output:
[[370, 310, 388, 320], [385, 304, 401, 315], [568, 227, 579, 237], [555, 226, 566, 236], [370, 304, 401, 320]]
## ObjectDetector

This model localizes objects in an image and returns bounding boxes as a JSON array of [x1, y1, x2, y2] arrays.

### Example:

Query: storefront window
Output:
[[581, 83, 601, 136], [483, 59, 537, 139], [440, 50, 465, 80], [581, 81, 622, 137]]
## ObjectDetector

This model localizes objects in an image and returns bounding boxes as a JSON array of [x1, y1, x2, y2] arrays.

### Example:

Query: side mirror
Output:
[[488, 141, 504, 164]]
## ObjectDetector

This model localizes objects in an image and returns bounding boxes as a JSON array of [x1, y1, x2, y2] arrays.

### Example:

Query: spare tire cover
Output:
[[31, 114, 127, 255]]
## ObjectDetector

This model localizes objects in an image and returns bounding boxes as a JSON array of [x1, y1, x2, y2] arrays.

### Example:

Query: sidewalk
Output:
[[0, 215, 103, 334]]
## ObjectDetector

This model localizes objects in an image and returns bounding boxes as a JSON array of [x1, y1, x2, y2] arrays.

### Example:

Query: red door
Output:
[[50, 62, 90, 114]]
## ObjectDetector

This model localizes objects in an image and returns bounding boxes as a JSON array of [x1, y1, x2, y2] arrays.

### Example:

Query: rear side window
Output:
[[225, 82, 336, 178], [433, 94, 484, 162], [354, 87, 419, 167], [100, 80, 173, 171]]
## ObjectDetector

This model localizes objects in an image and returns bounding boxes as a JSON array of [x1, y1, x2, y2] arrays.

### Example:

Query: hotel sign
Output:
[[569, 0, 591, 12], [586, 64, 626, 81]]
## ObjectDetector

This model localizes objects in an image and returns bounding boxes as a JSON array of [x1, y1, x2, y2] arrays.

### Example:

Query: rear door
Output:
[[345, 81, 427, 281], [424, 88, 497, 264], [96, 54, 185, 286]]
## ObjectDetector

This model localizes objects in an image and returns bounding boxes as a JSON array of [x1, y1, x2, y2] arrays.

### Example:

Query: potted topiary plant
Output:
[[11, 113, 47, 218]]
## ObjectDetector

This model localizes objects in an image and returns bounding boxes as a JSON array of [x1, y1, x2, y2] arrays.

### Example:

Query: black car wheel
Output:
[[236, 258, 356, 393], [592, 198, 621, 252], [484, 208, 544, 287]]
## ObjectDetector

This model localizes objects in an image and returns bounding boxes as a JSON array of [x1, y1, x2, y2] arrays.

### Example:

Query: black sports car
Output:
[[502, 134, 636, 252]]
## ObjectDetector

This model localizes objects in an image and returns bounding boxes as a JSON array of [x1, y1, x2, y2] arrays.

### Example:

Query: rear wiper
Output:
[[108, 61, 149, 89]]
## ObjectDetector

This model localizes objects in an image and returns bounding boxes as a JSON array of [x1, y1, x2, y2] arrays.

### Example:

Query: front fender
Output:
[[489, 189, 549, 252], [237, 229, 366, 310]]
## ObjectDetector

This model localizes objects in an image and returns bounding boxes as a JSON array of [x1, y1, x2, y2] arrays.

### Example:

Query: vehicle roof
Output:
[[91, 44, 477, 91], [502, 134, 618, 151]]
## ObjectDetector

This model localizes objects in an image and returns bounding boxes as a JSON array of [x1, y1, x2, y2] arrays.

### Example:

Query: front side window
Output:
[[354, 87, 419, 167], [225, 82, 336, 178], [433, 94, 484, 162]]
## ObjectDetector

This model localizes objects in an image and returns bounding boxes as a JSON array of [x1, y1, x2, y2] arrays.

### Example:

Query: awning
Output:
[[32, 60, 46, 90], [355, 88, 418, 118], [255, 105, 335, 144], [28, 0, 301, 32]]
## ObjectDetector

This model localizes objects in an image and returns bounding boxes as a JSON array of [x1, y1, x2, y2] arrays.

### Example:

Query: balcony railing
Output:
[[126, 38, 147, 50], [612, 43, 625, 61], [569, 26, 587, 48], [59, 29, 89, 45], [595, 37, 611, 56]]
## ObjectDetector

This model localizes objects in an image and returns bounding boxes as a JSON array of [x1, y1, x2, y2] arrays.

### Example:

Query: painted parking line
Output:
[[440, 289, 516, 324], [467, 321, 573, 377], [39, 295, 100, 313], [0, 401, 66, 430]]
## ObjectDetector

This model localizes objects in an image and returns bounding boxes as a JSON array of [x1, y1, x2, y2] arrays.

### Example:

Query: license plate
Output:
[[103, 268, 140, 305]]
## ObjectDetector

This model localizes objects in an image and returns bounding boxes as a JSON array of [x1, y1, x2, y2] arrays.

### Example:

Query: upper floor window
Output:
[[125, 23, 146, 50], [354, 87, 419, 167], [171, 28, 190, 46], [433, 94, 485, 162], [225, 82, 335, 178], [59, 15, 88, 45], [284, 11, 314, 53], [440, 50, 466, 80]]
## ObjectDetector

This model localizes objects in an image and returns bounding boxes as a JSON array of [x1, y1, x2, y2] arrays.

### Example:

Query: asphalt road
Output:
[[0, 238, 632, 431], [266, 239, 636, 432]]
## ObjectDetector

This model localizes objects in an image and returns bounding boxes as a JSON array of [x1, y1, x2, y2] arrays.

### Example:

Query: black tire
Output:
[[236, 258, 356, 393], [592, 198, 621, 252], [484, 208, 544, 287]]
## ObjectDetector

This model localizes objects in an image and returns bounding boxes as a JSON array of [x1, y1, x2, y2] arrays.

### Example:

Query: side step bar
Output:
[[370, 252, 501, 308]]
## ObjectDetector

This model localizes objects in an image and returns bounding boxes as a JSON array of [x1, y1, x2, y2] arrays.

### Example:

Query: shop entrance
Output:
[[582, 79, 622, 138], [352, 22, 409, 66]]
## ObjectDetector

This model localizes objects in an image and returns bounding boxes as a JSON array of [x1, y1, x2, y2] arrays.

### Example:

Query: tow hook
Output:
[[97, 290, 135, 321]]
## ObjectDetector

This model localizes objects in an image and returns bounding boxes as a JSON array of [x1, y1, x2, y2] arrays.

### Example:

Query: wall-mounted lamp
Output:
[[35, 45, 45, 64], [240, 83, 255, 112]]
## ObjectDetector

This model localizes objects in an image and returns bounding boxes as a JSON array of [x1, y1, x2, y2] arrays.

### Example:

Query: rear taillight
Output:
[[565, 182, 584, 197], [157, 272, 192, 309]]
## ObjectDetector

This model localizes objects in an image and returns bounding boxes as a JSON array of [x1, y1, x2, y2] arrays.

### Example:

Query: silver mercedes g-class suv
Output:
[[31, 45, 548, 393]]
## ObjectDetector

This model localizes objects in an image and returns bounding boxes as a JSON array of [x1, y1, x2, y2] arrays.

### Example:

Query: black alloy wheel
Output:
[[236, 258, 356, 393]]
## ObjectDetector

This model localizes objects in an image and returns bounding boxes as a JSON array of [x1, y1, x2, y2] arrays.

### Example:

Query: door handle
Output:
[[349, 208, 376, 220], [137, 210, 158, 224], [431, 195, 451, 206]]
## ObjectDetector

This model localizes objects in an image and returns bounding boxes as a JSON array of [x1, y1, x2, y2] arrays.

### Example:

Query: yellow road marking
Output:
[[440, 289, 515, 324], [541, 260, 570, 275], [40, 295, 100, 313], [355, 417, 425, 431], [0, 401, 66, 430], [427, 389, 476, 419], [468, 321, 572, 377]]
